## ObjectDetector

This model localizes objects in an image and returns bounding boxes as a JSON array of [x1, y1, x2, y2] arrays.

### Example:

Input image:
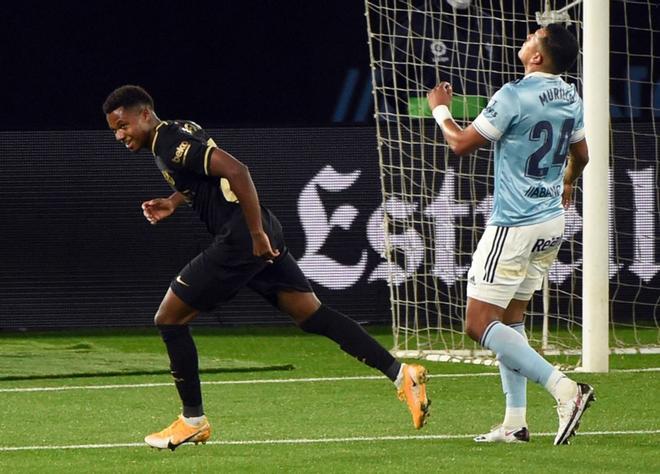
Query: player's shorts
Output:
[[466, 213, 565, 309], [170, 211, 313, 311]]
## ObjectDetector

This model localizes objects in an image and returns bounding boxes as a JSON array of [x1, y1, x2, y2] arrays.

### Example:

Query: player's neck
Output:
[[147, 113, 163, 144], [149, 111, 162, 127], [524, 64, 554, 76]]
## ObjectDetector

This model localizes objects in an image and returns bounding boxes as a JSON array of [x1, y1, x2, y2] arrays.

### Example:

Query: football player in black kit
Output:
[[103, 85, 429, 450]]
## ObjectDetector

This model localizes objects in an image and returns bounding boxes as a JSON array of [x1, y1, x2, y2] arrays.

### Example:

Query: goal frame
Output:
[[364, 0, 616, 371], [580, 0, 610, 373]]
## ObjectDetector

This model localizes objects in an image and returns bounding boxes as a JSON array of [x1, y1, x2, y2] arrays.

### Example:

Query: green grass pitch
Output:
[[0, 326, 658, 473]]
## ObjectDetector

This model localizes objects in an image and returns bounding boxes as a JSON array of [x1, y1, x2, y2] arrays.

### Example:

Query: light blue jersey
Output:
[[473, 71, 585, 226]]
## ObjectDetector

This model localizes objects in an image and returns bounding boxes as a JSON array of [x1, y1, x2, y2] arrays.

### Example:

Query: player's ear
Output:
[[141, 107, 152, 120], [531, 51, 544, 67]]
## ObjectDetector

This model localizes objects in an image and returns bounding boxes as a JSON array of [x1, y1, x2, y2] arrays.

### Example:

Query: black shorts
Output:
[[170, 214, 312, 311]]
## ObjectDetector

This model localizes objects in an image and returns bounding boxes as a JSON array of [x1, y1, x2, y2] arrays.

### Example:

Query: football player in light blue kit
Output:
[[428, 23, 593, 445]]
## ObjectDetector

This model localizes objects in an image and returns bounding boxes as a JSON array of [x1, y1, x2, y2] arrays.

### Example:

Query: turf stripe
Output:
[[1, 430, 659, 451], [1, 367, 659, 393]]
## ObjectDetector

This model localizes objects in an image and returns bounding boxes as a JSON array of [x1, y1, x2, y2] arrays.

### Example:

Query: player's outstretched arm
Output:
[[141, 192, 185, 224], [207, 148, 280, 261], [427, 82, 489, 156], [562, 139, 590, 209]]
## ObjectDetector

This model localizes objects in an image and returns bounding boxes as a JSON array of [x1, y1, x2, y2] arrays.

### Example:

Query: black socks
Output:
[[156, 306, 401, 419], [300, 305, 401, 382], [157, 324, 204, 417]]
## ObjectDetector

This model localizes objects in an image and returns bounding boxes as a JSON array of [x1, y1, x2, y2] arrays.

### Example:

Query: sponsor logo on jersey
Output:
[[173, 141, 191, 164], [524, 184, 561, 198]]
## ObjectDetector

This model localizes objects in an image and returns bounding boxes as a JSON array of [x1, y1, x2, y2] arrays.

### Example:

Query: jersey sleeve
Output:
[[472, 84, 519, 142], [569, 93, 586, 143], [154, 128, 216, 176]]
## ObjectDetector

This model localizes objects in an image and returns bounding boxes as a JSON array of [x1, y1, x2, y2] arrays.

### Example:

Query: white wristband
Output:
[[432, 105, 452, 128]]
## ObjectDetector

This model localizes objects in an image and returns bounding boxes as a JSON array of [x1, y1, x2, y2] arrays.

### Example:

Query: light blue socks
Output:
[[499, 322, 528, 407], [482, 321, 555, 386], [498, 322, 528, 427]]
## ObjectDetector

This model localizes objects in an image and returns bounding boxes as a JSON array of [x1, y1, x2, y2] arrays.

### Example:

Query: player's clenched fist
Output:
[[427, 82, 453, 110]]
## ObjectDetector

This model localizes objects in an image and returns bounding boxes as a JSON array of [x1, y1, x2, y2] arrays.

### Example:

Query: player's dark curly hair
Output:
[[540, 24, 579, 74], [102, 85, 154, 114]]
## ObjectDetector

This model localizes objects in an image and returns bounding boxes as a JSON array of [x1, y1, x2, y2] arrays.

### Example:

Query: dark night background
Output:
[[1, 1, 386, 328], [2, 1, 372, 131], [1, 2, 657, 131], [1, 2, 657, 329]]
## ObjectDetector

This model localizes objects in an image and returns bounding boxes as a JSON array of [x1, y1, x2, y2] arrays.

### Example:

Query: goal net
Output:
[[364, 0, 659, 364]]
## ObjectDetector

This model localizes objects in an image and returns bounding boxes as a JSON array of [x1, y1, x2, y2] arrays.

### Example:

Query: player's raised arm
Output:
[[427, 82, 489, 156], [207, 148, 280, 261]]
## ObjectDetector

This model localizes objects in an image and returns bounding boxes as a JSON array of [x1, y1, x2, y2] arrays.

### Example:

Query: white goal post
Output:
[[364, 0, 660, 370], [581, 0, 609, 372]]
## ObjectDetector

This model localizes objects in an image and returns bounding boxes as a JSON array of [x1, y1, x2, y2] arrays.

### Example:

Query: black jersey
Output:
[[151, 121, 311, 309], [150, 120, 246, 235]]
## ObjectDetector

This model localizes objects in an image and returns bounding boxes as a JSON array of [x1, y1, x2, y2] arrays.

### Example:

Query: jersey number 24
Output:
[[526, 118, 575, 179]]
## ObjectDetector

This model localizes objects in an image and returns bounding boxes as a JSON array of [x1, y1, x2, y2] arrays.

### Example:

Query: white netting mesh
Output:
[[364, 0, 659, 361]]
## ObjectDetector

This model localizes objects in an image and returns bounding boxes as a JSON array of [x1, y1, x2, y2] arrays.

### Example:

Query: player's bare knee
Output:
[[154, 311, 175, 325], [465, 310, 496, 343], [465, 297, 506, 343], [154, 303, 174, 325], [465, 318, 484, 343], [278, 291, 321, 324], [465, 307, 479, 341], [154, 307, 197, 325]]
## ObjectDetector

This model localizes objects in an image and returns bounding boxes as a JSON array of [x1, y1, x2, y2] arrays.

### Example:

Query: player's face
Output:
[[518, 28, 547, 65], [106, 106, 152, 153]]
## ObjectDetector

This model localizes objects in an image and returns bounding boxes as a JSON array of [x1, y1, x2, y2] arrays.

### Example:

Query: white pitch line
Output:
[[609, 367, 660, 373], [1, 367, 659, 394], [0, 376, 386, 393], [0, 374, 493, 393], [1, 429, 659, 452]]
